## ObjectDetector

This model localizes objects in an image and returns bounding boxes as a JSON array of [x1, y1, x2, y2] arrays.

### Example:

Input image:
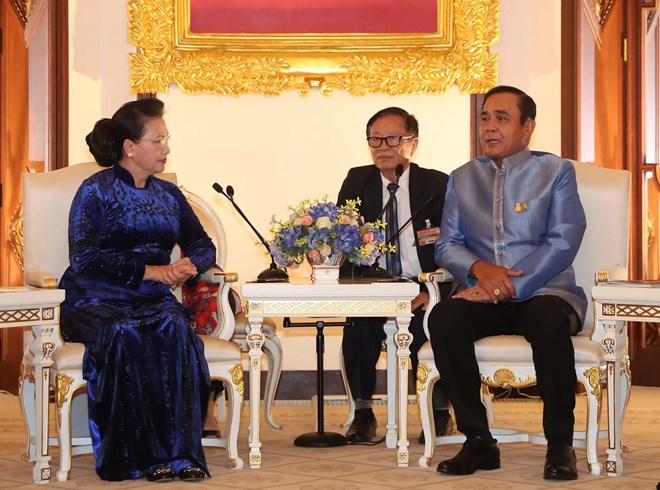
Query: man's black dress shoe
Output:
[[543, 443, 578, 480], [437, 436, 500, 475], [419, 409, 454, 444], [146, 467, 176, 483], [179, 466, 206, 481], [346, 408, 377, 443]]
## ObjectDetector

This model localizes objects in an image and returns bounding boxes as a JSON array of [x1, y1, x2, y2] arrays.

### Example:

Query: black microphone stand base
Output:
[[360, 265, 392, 279], [294, 431, 347, 447], [256, 265, 289, 282], [283, 318, 349, 448]]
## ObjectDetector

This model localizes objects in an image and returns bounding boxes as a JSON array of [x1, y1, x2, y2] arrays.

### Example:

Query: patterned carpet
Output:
[[1, 387, 659, 489]]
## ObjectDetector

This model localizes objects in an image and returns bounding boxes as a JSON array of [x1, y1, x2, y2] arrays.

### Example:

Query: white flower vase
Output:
[[307, 252, 345, 284]]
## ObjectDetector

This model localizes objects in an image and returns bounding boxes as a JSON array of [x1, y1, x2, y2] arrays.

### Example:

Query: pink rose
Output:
[[362, 232, 374, 244], [308, 249, 321, 260], [339, 215, 351, 224], [300, 215, 313, 226]]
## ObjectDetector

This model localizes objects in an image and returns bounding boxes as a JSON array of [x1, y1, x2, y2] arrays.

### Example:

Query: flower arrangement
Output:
[[269, 196, 391, 269]]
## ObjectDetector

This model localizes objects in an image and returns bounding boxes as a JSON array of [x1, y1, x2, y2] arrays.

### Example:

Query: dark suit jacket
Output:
[[337, 163, 449, 276]]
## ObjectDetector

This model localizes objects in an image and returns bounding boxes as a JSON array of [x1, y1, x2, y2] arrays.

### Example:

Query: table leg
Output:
[[384, 320, 397, 449], [246, 318, 265, 468], [601, 318, 625, 477], [29, 324, 55, 484], [394, 317, 412, 467]]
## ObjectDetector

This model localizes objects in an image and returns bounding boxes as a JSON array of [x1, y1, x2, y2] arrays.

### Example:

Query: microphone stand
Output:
[[384, 191, 443, 248], [212, 183, 289, 282]]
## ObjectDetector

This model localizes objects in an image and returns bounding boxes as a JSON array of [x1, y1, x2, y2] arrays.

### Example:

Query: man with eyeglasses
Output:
[[337, 107, 452, 444]]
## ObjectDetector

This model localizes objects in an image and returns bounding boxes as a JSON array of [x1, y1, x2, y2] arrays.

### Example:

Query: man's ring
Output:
[[472, 291, 480, 296], [493, 288, 501, 296]]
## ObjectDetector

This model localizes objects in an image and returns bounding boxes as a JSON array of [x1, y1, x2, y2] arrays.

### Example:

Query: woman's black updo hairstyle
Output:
[[85, 98, 165, 167]]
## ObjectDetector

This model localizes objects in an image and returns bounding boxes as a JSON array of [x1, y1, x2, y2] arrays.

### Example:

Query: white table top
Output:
[[592, 282, 660, 302], [242, 277, 419, 300], [0, 287, 65, 307]]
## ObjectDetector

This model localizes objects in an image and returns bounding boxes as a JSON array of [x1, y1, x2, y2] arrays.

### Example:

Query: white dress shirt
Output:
[[379, 167, 422, 278]]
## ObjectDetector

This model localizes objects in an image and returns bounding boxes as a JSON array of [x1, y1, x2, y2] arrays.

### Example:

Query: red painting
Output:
[[189, 0, 439, 35]]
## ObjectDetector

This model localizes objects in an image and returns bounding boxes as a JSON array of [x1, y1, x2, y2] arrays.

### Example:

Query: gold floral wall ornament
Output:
[[9, 0, 34, 27], [128, 0, 499, 96]]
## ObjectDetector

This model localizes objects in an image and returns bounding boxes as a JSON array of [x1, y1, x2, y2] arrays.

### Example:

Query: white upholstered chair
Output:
[[184, 191, 283, 431], [19, 162, 245, 480], [416, 162, 631, 475]]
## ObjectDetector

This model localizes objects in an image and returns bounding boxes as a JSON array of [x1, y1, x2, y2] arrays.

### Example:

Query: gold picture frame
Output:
[[129, 0, 499, 96]]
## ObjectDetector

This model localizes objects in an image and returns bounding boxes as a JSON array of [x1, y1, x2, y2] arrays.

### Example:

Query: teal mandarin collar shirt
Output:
[[435, 148, 588, 323]]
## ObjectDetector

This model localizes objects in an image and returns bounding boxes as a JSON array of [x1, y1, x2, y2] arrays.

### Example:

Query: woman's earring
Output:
[[128, 153, 134, 158]]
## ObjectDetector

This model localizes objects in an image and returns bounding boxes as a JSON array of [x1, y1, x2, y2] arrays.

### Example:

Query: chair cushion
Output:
[[46, 338, 242, 371], [475, 335, 603, 365], [200, 336, 242, 363], [418, 341, 434, 362], [52, 342, 85, 371], [416, 336, 603, 366], [183, 280, 265, 337]]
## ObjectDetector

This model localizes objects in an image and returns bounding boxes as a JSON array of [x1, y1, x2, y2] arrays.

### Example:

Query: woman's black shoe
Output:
[[146, 467, 175, 483], [179, 466, 205, 481]]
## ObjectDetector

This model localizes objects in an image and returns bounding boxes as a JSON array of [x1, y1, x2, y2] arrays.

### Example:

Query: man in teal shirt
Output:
[[429, 86, 586, 481]]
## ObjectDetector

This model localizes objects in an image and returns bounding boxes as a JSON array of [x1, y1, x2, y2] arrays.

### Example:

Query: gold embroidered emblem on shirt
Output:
[[514, 202, 529, 213]]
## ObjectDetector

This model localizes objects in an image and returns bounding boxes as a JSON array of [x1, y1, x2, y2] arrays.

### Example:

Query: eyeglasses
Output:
[[137, 133, 170, 149], [367, 135, 415, 148]]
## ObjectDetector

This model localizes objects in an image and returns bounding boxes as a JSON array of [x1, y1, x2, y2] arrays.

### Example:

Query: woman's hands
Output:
[[144, 257, 198, 288]]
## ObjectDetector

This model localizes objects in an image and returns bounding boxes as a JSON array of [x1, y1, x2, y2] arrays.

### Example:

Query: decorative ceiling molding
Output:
[[9, 0, 34, 28]]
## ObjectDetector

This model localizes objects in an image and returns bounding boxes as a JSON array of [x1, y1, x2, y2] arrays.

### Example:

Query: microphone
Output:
[[385, 190, 444, 248], [212, 183, 289, 282]]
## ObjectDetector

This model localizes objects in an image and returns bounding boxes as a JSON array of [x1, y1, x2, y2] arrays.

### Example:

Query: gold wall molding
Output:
[[9, 202, 24, 272], [595, 0, 616, 28], [128, 0, 499, 96], [9, 0, 33, 27]]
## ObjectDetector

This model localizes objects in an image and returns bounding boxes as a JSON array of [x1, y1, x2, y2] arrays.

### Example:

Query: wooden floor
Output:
[[1, 387, 659, 489]]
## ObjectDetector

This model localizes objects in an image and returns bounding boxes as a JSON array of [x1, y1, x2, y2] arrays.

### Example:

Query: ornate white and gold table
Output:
[[242, 277, 418, 468], [0, 288, 65, 484], [591, 283, 654, 477]]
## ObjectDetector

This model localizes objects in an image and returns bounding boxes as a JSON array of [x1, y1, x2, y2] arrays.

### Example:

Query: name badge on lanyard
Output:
[[417, 226, 440, 246]]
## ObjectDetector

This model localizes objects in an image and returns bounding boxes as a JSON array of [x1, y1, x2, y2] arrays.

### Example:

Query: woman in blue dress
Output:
[[59, 99, 216, 482]]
